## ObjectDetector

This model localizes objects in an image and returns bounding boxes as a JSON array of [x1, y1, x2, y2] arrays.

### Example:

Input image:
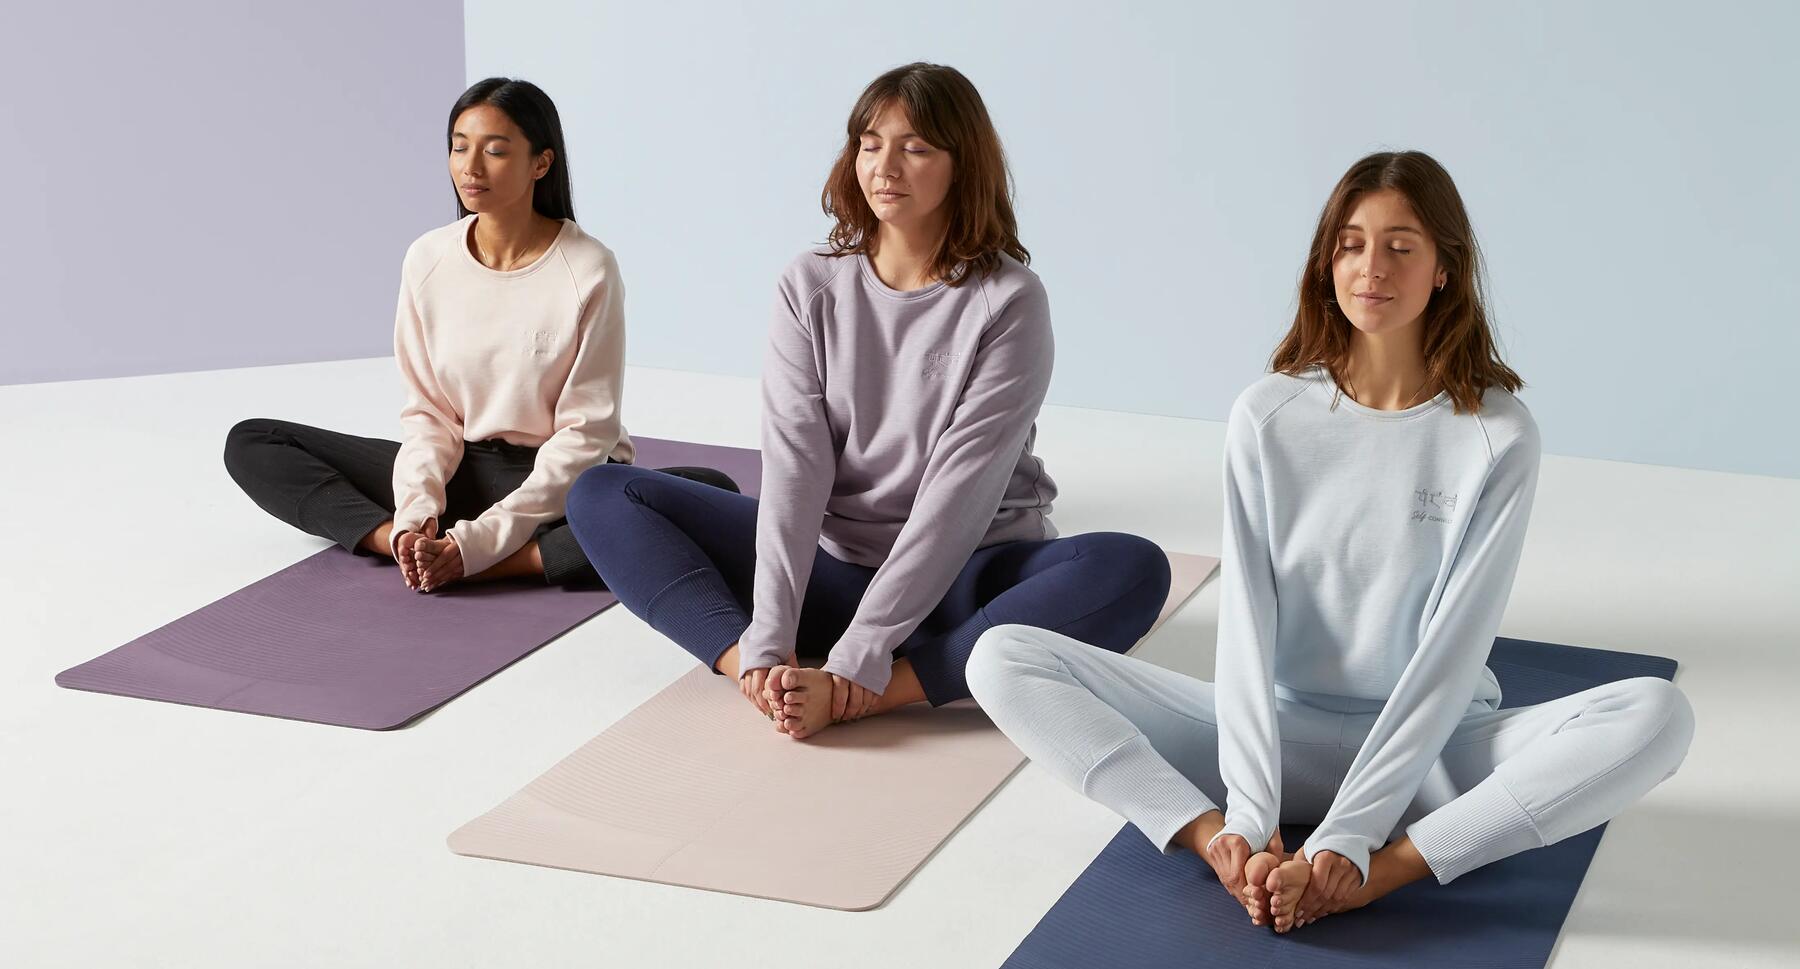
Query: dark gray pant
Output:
[[222, 418, 737, 586]]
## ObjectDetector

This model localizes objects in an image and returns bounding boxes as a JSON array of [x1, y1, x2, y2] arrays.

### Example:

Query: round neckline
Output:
[[1315, 368, 1451, 420], [459, 215, 572, 278], [857, 253, 947, 301]]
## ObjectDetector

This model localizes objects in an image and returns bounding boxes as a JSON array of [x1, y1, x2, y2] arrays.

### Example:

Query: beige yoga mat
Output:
[[448, 551, 1219, 911]]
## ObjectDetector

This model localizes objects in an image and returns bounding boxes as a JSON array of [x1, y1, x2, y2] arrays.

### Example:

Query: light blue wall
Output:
[[510, 3, 1777, 478], [0, 1, 465, 385]]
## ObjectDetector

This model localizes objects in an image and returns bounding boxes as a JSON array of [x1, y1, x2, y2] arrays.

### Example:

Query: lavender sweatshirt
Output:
[[736, 250, 1059, 694]]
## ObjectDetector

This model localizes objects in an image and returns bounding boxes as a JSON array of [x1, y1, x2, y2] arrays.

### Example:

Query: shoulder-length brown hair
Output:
[[1270, 150, 1522, 413], [821, 62, 1028, 286]]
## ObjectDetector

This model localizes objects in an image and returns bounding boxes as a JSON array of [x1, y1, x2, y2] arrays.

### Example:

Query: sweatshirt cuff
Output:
[[1216, 813, 1276, 856], [1300, 832, 1372, 886], [389, 506, 437, 559], [735, 629, 791, 678], [821, 647, 893, 696], [446, 519, 507, 577]]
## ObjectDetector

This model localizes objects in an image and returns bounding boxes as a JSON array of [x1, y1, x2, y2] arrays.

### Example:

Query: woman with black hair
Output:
[[224, 78, 734, 591]]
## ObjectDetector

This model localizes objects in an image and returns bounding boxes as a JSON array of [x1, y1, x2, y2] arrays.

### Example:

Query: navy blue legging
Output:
[[565, 464, 1173, 705]]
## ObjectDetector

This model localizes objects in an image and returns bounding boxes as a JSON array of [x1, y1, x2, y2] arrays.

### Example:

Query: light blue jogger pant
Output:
[[966, 624, 1693, 883]]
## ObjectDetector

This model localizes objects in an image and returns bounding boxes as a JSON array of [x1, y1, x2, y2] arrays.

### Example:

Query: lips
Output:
[[1354, 292, 1393, 305], [460, 184, 489, 194]]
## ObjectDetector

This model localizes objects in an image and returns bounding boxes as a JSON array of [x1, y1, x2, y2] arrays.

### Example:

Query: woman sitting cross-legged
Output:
[[565, 63, 1171, 739], [223, 78, 736, 592], [967, 150, 1694, 933]]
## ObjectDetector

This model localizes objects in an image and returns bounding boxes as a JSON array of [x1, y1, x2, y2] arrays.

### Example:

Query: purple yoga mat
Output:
[[55, 437, 763, 730]]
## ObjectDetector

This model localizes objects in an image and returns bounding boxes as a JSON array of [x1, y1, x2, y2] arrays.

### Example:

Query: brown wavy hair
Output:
[[1270, 151, 1522, 413], [821, 62, 1028, 286]]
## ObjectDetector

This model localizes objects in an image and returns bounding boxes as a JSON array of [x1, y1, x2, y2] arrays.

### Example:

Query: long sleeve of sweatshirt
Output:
[[738, 274, 837, 674], [1212, 391, 1291, 854], [390, 249, 464, 544]]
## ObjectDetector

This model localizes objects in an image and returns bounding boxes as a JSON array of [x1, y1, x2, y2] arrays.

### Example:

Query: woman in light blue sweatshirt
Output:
[[566, 63, 1172, 739], [967, 151, 1693, 933]]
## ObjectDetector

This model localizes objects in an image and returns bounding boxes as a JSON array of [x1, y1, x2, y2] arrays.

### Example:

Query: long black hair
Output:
[[447, 78, 574, 221]]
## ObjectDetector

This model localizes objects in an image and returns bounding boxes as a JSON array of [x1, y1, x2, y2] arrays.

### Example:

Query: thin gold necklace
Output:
[[1342, 371, 1433, 410], [476, 218, 552, 271]]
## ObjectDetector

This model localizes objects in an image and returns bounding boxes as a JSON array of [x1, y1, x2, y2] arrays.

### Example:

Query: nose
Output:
[[1360, 248, 1387, 280], [871, 145, 901, 180]]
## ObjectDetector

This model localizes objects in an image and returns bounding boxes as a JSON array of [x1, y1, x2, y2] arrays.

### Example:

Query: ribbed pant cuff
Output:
[[1407, 774, 1545, 884], [643, 568, 752, 673], [537, 525, 596, 586], [297, 479, 391, 554], [909, 608, 992, 707], [1082, 734, 1220, 855]]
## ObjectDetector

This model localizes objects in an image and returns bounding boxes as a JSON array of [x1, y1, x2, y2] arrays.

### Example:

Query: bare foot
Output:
[[414, 535, 465, 592], [393, 529, 424, 589], [1267, 858, 1313, 933], [1294, 838, 1431, 928], [765, 665, 836, 739], [1242, 851, 1282, 926]]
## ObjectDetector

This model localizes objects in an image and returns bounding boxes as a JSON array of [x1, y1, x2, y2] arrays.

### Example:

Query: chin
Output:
[[1346, 311, 1423, 337]]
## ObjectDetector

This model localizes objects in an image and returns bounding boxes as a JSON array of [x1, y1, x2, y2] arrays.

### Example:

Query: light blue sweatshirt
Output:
[[1213, 367, 1541, 881]]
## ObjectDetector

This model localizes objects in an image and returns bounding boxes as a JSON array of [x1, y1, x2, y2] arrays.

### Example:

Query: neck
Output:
[[470, 201, 554, 269], [869, 217, 947, 291], [1342, 322, 1434, 410]]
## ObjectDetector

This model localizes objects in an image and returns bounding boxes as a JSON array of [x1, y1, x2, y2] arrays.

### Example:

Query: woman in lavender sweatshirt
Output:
[[565, 63, 1171, 740]]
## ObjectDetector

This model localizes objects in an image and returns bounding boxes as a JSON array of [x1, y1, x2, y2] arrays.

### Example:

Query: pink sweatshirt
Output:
[[388, 215, 633, 575]]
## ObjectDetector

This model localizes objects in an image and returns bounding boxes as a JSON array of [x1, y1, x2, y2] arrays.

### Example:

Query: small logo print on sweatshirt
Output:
[[1411, 488, 1459, 525], [527, 331, 556, 355], [923, 351, 960, 379]]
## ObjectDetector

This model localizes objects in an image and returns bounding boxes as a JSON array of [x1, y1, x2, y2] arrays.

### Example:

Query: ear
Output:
[[1434, 268, 1448, 291], [534, 147, 554, 181]]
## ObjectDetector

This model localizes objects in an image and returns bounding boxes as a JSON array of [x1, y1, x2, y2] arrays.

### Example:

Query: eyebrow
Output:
[[451, 132, 512, 141], [861, 129, 922, 139], [1342, 223, 1423, 235]]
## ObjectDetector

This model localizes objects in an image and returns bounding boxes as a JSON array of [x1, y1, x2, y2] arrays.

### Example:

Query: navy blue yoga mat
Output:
[[1001, 637, 1679, 969]]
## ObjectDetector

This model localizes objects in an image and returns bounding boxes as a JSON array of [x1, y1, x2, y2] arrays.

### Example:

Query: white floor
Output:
[[3, 358, 1796, 968]]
